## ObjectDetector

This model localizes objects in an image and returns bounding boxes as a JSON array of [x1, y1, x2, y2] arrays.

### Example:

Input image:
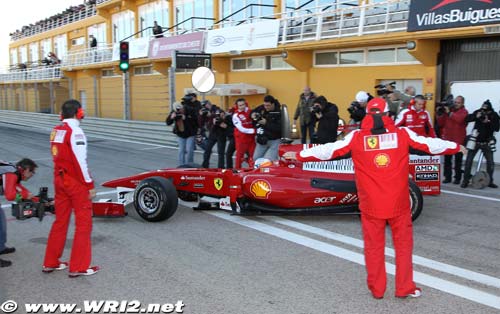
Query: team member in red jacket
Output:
[[436, 96, 468, 184], [395, 95, 436, 137], [232, 98, 256, 168], [0, 158, 38, 267], [285, 98, 465, 299], [43, 99, 98, 277]]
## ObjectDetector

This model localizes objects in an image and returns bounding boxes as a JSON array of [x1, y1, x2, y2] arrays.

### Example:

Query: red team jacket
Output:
[[297, 115, 460, 219], [50, 119, 94, 189], [232, 107, 255, 142], [395, 106, 436, 138]]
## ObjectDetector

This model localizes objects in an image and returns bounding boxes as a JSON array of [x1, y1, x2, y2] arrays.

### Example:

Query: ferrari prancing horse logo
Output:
[[367, 136, 378, 149], [214, 178, 223, 190]]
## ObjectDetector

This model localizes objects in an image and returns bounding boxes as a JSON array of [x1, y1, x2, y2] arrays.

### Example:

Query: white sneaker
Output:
[[406, 288, 422, 298], [42, 262, 68, 273], [68, 266, 100, 278]]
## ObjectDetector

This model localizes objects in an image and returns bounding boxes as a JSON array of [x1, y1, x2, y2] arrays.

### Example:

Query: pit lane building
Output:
[[1, 0, 500, 122]]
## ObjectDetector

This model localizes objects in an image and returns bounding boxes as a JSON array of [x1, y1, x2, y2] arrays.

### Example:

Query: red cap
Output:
[[366, 98, 389, 114]]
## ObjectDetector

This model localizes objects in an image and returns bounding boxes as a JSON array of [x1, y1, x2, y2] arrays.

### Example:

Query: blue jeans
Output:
[[253, 138, 281, 161], [0, 208, 6, 251], [178, 136, 195, 166]]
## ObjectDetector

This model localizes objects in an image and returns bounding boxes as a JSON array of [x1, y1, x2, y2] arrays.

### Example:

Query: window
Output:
[[134, 65, 157, 75], [72, 37, 85, 46], [220, 0, 275, 27], [87, 23, 107, 47], [314, 46, 420, 67], [231, 56, 293, 71], [29, 43, 39, 63], [10, 48, 18, 66], [112, 10, 135, 43], [102, 69, 117, 77], [367, 49, 394, 64], [40, 39, 51, 59], [19, 46, 28, 64], [139, 0, 169, 37], [396, 48, 417, 63], [174, 0, 213, 33], [315, 52, 337, 65], [339, 51, 364, 65], [54, 34, 68, 60]]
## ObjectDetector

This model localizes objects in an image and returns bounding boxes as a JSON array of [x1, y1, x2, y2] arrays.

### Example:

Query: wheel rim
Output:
[[138, 187, 160, 214], [410, 192, 416, 217]]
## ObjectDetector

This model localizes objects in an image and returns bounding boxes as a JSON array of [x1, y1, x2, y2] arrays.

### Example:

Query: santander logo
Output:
[[431, 0, 493, 11]]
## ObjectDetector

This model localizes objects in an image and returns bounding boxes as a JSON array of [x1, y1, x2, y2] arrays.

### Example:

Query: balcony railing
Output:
[[96, 0, 112, 4], [62, 43, 114, 67], [0, 66, 62, 82], [10, 4, 96, 41]]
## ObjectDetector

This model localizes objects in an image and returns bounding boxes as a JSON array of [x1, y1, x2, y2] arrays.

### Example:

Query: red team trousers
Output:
[[235, 139, 255, 169], [360, 210, 416, 298], [43, 173, 93, 272]]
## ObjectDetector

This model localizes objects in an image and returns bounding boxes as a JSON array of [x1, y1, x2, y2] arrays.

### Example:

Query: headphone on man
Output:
[[59, 106, 85, 120]]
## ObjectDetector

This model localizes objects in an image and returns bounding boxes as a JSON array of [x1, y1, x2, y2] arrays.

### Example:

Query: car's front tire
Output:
[[409, 180, 423, 221], [134, 177, 178, 222]]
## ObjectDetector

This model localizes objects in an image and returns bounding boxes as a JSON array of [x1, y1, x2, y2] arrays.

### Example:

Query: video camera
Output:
[[181, 94, 195, 104], [347, 101, 361, 115], [311, 104, 322, 114], [374, 81, 396, 97], [11, 187, 55, 221], [435, 94, 454, 116], [252, 112, 262, 122]]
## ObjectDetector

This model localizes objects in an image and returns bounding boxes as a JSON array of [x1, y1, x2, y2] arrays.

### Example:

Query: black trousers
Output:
[[300, 123, 315, 144], [463, 143, 495, 184], [444, 152, 464, 181], [202, 135, 226, 168], [225, 136, 235, 169]]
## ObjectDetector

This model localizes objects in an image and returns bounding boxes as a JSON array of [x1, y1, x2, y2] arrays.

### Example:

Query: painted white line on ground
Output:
[[0, 190, 116, 209], [441, 189, 500, 202], [266, 216, 500, 289], [206, 211, 500, 310]]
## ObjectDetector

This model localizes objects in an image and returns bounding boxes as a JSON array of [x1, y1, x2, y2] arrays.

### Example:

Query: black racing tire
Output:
[[409, 180, 423, 221], [134, 177, 178, 222]]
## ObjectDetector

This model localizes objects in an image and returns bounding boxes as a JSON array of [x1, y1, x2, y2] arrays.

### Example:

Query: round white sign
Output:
[[191, 66, 215, 93]]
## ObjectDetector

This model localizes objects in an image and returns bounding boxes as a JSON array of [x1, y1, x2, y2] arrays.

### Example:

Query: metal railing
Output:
[[0, 66, 62, 82], [62, 43, 114, 67], [96, 0, 112, 4], [10, 4, 96, 41]]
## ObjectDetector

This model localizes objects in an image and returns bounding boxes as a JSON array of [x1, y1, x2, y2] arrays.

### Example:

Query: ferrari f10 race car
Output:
[[100, 105, 425, 222]]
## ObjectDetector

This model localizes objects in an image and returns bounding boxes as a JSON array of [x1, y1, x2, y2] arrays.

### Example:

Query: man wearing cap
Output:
[[285, 98, 466, 299]]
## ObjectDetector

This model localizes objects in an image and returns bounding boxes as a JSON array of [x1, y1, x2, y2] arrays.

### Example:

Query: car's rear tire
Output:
[[134, 177, 178, 222], [409, 180, 423, 221]]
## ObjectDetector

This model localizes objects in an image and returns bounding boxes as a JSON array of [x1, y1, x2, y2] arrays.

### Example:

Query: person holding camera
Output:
[[166, 97, 199, 166], [224, 106, 236, 169], [436, 96, 469, 184], [44, 99, 98, 277], [461, 100, 500, 188], [0, 158, 38, 267], [232, 98, 255, 168], [347, 91, 372, 132], [197, 100, 217, 150], [252, 95, 282, 161], [202, 107, 229, 168], [395, 95, 436, 137], [312, 96, 339, 144], [293, 87, 317, 144]]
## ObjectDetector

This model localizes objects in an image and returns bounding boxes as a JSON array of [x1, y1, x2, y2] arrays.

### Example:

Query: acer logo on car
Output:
[[314, 196, 336, 204]]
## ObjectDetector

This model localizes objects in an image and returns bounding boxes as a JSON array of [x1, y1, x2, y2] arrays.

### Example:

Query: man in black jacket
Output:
[[202, 106, 228, 168], [461, 100, 500, 188], [251, 95, 282, 161], [312, 96, 339, 144], [166, 99, 199, 166]]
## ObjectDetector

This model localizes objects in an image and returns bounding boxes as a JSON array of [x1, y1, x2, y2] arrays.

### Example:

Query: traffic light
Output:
[[119, 41, 129, 72]]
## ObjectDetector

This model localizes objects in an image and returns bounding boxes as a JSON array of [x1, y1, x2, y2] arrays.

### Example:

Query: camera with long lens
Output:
[[347, 101, 361, 115], [181, 94, 194, 104], [252, 112, 262, 122], [374, 81, 396, 97], [11, 187, 55, 221], [435, 94, 454, 116], [311, 105, 322, 114], [200, 107, 210, 117]]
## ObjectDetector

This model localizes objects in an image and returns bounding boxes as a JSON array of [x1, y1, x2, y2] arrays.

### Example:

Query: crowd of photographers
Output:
[[167, 84, 499, 187]]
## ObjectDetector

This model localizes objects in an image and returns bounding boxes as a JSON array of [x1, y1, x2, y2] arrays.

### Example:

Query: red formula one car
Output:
[[99, 106, 424, 222]]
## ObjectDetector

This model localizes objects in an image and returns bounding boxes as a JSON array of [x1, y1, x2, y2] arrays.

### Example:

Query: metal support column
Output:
[[49, 81, 55, 114], [93, 75, 99, 117], [168, 50, 177, 111], [68, 78, 74, 99], [34, 82, 39, 113], [123, 71, 130, 120]]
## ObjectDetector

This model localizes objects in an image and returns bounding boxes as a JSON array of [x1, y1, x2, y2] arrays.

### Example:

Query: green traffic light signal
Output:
[[119, 41, 129, 72], [119, 62, 129, 71]]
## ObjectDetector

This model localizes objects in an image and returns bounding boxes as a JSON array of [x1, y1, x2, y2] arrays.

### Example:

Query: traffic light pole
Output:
[[123, 71, 131, 120], [168, 50, 177, 111]]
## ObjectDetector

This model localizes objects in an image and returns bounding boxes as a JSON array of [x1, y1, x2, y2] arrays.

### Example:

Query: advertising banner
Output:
[[409, 155, 441, 195], [408, 0, 500, 32], [205, 20, 280, 54], [148, 32, 205, 59], [112, 37, 151, 61]]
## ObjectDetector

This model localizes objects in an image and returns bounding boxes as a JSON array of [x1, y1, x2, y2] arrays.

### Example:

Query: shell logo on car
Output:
[[250, 180, 271, 199]]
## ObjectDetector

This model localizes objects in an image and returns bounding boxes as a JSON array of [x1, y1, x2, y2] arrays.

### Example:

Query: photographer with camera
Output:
[[202, 106, 229, 168], [395, 95, 436, 137], [312, 96, 339, 144], [232, 98, 256, 168], [197, 100, 217, 150], [436, 96, 469, 184], [252, 95, 282, 161], [375, 82, 410, 117], [293, 87, 317, 144], [347, 91, 372, 131], [0, 158, 38, 267], [166, 95, 200, 166], [461, 100, 500, 188]]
